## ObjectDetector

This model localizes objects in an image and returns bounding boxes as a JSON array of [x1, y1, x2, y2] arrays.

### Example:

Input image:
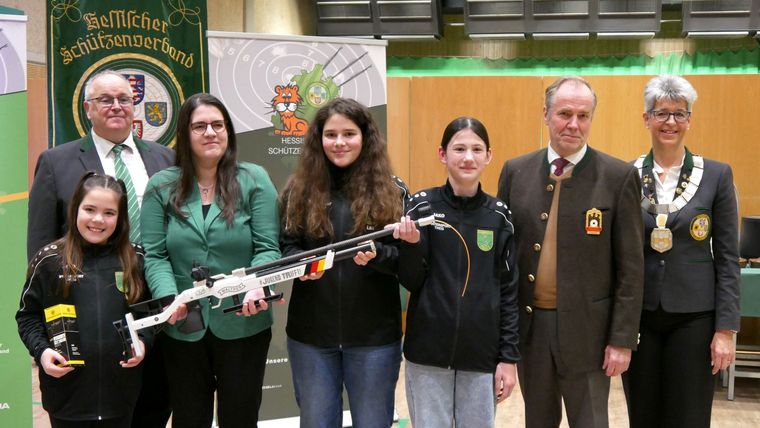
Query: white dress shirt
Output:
[[91, 131, 150, 206], [547, 143, 587, 176], [652, 155, 685, 205]]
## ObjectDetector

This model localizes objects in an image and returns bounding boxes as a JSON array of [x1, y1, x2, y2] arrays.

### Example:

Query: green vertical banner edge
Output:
[[0, 81, 31, 427]]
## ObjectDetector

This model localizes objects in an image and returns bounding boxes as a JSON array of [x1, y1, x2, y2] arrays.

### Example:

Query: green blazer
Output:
[[141, 162, 281, 341]]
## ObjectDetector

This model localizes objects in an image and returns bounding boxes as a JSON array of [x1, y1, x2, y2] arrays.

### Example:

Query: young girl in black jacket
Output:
[[17, 172, 148, 428]]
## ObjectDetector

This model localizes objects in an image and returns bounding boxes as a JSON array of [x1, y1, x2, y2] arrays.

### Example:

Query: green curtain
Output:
[[388, 47, 760, 76]]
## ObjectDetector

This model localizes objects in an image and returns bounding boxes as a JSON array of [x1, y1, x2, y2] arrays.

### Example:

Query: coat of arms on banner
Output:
[[72, 65, 178, 146], [125, 74, 145, 105], [145, 102, 168, 127], [132, 120, 143, 138]]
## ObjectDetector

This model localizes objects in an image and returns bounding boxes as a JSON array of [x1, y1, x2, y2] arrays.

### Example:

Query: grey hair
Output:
[[544, 76, 597, 113], [83, 70, 133, 100], [643, 75, 697, 112]]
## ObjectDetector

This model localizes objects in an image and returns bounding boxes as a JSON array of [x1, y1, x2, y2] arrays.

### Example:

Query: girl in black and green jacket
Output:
[[17, 172, 148, 427]]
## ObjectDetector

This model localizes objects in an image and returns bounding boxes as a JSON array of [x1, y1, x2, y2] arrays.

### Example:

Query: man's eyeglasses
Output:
[[190, 121, 227, 135], [86, 95, 133, 108], [648, 110, 691, 123]]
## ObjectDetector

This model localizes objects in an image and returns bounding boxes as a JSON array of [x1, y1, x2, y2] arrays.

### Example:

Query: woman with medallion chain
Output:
[[623, 75, 740, 428]]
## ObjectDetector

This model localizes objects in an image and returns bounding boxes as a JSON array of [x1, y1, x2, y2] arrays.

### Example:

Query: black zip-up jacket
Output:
[[16, 242, 149, 420], [400, 182, 520, 373], [281, 176, 408, 347]]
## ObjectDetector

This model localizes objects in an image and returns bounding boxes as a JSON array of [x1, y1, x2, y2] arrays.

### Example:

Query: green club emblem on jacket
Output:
[[477, 229, 493, 251]]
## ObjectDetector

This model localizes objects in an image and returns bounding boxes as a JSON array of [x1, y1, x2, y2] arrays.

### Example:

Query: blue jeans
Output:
[[287, 337, 401, 428]]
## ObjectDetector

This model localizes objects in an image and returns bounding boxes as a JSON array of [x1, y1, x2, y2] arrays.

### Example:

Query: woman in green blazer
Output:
[[141, 93, 280, 427]]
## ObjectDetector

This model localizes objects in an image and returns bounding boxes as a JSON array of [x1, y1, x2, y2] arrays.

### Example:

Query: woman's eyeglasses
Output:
[[190, 121, 227, 135], [648, 110, 691, 123]]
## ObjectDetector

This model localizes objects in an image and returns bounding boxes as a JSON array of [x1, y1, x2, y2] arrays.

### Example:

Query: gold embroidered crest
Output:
[[690, 214, 710, 241]]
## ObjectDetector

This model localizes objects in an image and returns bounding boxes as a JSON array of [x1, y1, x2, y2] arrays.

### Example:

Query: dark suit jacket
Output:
[[497, 147, 644, 373], [638, 153, 740, 331], [27, 134, 174, 260]]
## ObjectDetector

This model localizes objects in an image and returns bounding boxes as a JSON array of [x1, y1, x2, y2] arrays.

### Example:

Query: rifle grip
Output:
[[222, 292, 284, 314]]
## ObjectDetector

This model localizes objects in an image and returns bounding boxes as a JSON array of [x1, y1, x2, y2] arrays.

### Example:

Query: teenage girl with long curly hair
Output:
[[280, 97, 418, 428]]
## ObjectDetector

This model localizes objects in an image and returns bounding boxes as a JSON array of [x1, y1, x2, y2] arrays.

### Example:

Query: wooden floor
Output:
[[393, 363, 760, 428], [32, 360, 760, 427]]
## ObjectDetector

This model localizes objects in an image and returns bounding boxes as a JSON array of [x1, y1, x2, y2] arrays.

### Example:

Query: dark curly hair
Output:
[[280, 97, 402, 238]]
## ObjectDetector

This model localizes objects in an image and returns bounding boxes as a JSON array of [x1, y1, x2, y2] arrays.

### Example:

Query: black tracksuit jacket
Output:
[[16, 242, 149, 421], [281, 176, 409, 347], [400, 182, 520, 373]]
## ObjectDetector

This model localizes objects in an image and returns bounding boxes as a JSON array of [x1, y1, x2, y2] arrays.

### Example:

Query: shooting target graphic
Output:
[[0, 19, 27, 95], [208, 34, 386, 133]]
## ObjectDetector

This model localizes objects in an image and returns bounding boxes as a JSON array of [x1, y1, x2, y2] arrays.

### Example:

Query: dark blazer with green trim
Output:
[[497, 146, 645, 373], [27, 134, 174, 260], [636, 151, 740, 331]]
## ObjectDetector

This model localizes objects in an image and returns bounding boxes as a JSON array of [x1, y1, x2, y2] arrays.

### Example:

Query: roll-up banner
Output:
[[0, 7, 30, 427], [208, 31, 387, 426]]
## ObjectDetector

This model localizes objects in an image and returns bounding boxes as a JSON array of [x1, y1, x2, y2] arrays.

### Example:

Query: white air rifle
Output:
[[115, 213, 435, 357]]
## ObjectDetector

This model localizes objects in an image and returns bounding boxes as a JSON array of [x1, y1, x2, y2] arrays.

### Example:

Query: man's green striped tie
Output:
[[111, 144, 141, 243]]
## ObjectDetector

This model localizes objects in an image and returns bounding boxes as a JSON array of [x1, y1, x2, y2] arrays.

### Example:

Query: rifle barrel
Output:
[[243, 214, 434, 275]]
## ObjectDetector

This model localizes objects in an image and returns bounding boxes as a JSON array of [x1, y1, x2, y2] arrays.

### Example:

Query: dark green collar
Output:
[[642, 147, 693, 169], [542, 146, 593, 176], [79, 133, 95, 151]]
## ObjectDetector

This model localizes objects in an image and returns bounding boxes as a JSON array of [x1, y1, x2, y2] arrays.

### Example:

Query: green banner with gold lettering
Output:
[[47, 0, 208, 147]]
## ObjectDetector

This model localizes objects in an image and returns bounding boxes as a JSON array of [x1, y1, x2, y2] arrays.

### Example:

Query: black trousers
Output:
[[162, 328, 272, 428], [131, 333, 172, 428], [623, 307, 716, 428], [50, 417, 130, 428]]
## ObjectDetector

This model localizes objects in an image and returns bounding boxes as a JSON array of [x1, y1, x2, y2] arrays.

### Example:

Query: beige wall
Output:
[[0, 0, 45, 62], [244, 0, 314, 35]]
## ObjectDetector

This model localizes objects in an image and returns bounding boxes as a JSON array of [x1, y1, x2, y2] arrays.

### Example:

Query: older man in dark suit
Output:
[[497, 76, 644, 428], [27, 70, 174, 260], [27, 70, 174, 428]]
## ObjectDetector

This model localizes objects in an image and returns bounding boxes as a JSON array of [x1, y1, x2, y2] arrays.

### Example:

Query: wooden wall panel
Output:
[[387, 74, 760, 219], [27, 77, 48, 186], [404, 76, 544, 195], [580, 75, 652, 161], [386, 77, 411, 183], [684, 75, 760, 218]]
